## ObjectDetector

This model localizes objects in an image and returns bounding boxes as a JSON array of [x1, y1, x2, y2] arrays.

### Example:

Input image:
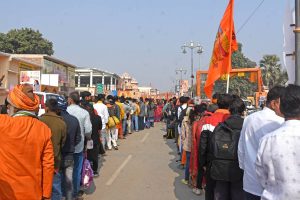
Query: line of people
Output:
[[164, 84, 300, 200], [0, 84, 161, 200]]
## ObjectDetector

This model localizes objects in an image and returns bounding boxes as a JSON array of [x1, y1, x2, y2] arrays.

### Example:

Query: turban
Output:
[[7, 84, 39, 111]]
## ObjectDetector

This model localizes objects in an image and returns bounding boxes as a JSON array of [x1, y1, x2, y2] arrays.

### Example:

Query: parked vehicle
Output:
[[242, 99, 256, 115], [34, 92, 60, 116]]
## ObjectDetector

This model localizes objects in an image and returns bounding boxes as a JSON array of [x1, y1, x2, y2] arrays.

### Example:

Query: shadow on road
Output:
[[165, 137, 204, 200]]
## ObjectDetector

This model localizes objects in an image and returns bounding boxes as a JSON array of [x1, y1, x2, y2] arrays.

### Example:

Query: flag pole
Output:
[[226, 74, 230, 93]]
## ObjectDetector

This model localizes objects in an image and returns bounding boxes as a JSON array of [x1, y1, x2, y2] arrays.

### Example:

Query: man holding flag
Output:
[[204, 0, 238, 98]]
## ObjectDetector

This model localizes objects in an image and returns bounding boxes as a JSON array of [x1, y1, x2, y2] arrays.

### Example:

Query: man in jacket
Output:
[[238, 86, 285, 200], [211, 96, 246, 200], [40, 98, 67, 200], [0, 84, 54, 200], [67, 91, 92, 199], [57, 96, 81, 200], [199, 94, 233, 200]]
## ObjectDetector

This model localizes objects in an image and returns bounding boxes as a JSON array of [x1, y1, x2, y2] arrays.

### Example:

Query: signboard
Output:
[[96, 83, 103, 94], [41, 74, 59, 87], [20, 71, 41, 92], [20, 71, 40, 84]]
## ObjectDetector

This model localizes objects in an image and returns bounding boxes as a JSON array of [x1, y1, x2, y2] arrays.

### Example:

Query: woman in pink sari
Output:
[[154, 100, 163, 122]]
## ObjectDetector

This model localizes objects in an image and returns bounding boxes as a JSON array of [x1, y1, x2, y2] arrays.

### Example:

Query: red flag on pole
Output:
[[204, 0, 238, 98]]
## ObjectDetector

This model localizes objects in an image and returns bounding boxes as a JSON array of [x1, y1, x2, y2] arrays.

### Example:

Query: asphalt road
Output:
[[84, 122, 205, 200]]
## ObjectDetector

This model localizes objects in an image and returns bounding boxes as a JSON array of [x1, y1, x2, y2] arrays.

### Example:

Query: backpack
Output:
[[178, 106, 187, 127], [209, 117, 243, 182]]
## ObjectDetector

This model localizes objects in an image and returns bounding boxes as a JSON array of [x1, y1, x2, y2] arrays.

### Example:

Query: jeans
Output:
[[134, 115, 139, 131], [138, 116, 145, 130], [214, 180, 244, 200], [73, 152, 83, 197], [184, 151, 191, 181], [244, 191, 260, 200], [61, 159, 74, 200], [122, 119, 127, 136], [148, 117, 154, 127], [52, 172, 62, 200]]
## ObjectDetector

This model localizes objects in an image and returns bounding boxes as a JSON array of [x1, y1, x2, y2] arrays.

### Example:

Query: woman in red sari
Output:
[[154, 99, 163, 122], [190, 103, 213, 195]]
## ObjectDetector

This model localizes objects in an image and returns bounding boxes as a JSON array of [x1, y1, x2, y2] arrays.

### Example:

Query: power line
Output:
[[236, 0, 266, 34]]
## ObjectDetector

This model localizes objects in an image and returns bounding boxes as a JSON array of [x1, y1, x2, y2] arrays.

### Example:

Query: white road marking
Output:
[[105, 154, 133, 186], [141, 132, 150, 143]]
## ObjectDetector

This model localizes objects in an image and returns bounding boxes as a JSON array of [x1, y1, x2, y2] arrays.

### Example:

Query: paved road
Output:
[[84, 122, 205, 200]]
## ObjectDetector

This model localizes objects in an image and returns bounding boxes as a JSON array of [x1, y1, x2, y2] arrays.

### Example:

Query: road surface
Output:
[[84, 122, 204, 200]]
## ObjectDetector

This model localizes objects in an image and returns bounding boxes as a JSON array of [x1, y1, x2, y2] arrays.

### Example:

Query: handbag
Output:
[[81, 154, 94, 189], [107, 116, 120, 128]]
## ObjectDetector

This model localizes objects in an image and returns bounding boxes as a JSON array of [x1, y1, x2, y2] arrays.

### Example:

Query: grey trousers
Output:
[[61, 159, 74, 200]]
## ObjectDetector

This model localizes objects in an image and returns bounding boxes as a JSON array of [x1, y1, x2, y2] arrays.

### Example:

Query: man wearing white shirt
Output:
[[256, 84, 300, 200], [93, 94, 109, 150], [238, 86, 285, 200]]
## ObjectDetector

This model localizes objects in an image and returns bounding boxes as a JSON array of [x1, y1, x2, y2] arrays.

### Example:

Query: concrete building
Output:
[[12, 54, 77, 95], [75, 68, 121, 95], [120, 72, 139, 92], [0, 52, 42, 104]]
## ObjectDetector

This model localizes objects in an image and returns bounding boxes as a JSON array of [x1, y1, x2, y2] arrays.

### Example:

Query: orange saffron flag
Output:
[[204, 0, 238, 98]]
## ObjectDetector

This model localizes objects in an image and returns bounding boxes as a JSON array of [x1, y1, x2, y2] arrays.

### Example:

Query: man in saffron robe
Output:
[[0, 84, 54, 200]]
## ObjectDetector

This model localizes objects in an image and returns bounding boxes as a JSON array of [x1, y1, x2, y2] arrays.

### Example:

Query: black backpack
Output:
[[209, 116, 243, 182]]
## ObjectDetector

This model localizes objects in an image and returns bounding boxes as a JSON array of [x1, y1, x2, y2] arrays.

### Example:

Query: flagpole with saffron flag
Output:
[[204, 0, 238, 98]]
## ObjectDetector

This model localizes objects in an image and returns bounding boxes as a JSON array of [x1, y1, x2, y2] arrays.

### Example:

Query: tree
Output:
[[0, 28, 54, 55], [259, 55, 288, 89], [231, 43, 256, 69], [212, 43, 257, 98]]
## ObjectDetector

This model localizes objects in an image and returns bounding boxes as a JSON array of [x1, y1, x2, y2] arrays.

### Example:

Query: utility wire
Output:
[[236, 0, 266, 34]]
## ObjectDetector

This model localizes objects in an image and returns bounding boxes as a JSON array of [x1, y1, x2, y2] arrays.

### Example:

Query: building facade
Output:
[[75, 68, 121, 95], [12, 54, 77, 95], [0, 52, 42, 104]]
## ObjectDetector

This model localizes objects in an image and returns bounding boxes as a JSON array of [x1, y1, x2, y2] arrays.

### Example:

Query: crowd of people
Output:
[[0, 84, 163, 200], [163, 84, 300, 200], [1, 83, 300, 200]]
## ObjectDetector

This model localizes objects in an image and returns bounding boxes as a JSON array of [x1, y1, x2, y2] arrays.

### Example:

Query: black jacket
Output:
[[61, 111, 82, 160], [208, 115, 244, 182], [90, 113, 102, 145]]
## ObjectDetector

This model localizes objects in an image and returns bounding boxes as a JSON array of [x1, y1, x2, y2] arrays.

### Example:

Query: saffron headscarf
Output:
[[7, 84, 39, 111]]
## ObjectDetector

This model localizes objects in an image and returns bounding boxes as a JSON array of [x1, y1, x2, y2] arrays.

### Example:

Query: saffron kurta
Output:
[[0, 114, 54, 200]]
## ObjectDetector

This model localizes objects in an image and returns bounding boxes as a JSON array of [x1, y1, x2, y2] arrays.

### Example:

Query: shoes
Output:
[[113, 146, 119, 150], [93, 171, 99, 177], [181, 179, 188, 185], [192, 188, 202, 195]]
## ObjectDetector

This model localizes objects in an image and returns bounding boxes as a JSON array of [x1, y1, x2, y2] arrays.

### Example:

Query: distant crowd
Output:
[[163, 85, 300, 200], [0, 84, 164, 200]]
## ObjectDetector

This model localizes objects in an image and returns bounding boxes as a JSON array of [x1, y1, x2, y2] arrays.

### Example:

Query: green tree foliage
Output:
[[231, 43, 256, 68], [0, 28, 54, 55], [259, 55, 288, 89], [212, 43, 257, 98]]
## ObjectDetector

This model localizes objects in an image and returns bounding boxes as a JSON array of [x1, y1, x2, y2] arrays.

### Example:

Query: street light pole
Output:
[[181, 41, 204, 97], [175, 68, 187, 96], [295, 0, 300, 85]]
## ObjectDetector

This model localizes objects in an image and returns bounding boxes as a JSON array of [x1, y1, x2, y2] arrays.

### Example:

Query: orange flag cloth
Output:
[[7, 84, 39, 111], [204, 0, 238, 98]]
